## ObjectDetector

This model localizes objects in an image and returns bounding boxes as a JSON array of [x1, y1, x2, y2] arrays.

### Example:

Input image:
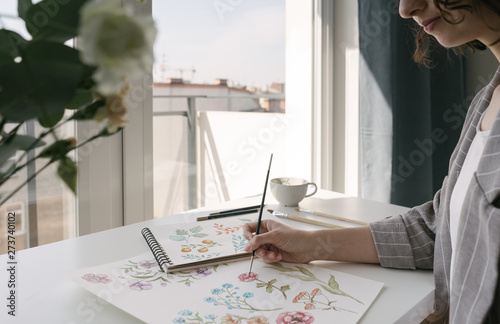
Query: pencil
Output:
[[269, 209, 344, 229]]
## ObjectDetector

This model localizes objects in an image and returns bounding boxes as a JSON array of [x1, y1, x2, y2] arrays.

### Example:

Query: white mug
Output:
[[270, 177, 317, 207]]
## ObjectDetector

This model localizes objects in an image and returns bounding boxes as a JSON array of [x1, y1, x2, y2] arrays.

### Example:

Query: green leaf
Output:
[[296, 266, 317, 279], [280, 285, 291, 292], [66, 89, 94, 110], [282, 274, 316, 282], [319, 284, 342, 296], [18, 0, 33, 21], [176, 229, 188, 235], [264, 263, 298, 273], [169, 235, 187, 242], [256, 282, 267, 288], [190, 226, 203, 233], [71, 100, 105, 120], [328, 274, 340, 290], [38, 139, 73, 162], [266, 285, 273, 294], [268, 279, 277, 285], [192, 233, 208, 238], [25, 0, 88, 42], [57, 156, 77, 194], [8, 134, 45, 151], [38, 106, 64, 128], [0, 144, 17, 168], [0, 41, 86, 124], [0, 29, 28, 59]]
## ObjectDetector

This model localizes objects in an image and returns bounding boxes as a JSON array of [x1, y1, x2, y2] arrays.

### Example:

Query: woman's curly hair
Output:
[[413, 0, 500, 65]]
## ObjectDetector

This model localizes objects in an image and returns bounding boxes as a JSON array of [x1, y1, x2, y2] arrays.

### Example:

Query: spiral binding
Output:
[[141, 227, 172, 272]]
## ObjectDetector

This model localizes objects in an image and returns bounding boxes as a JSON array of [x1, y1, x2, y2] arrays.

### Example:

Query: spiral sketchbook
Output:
[[66, 214, 385, 323], [141, 217, 254, 273]]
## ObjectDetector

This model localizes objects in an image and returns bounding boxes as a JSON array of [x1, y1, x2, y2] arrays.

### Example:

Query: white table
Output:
[[0, 190, 434, 323]]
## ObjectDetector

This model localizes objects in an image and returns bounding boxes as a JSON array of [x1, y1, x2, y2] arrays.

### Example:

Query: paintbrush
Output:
[[248, 153, 273, 275]]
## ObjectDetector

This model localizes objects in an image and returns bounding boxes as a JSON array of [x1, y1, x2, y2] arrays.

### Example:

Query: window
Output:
[[152, 0, 291, 217]]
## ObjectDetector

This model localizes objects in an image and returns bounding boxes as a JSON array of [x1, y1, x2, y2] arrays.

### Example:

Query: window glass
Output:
[[152, 1, 286, 217], [0, 2, 77, 253]]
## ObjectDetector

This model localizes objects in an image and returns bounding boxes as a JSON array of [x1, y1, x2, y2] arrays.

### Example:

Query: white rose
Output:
[[79, 0, 156, 96]]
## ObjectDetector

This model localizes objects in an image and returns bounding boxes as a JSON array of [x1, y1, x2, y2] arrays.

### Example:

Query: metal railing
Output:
[[152, 94, 285, 210]]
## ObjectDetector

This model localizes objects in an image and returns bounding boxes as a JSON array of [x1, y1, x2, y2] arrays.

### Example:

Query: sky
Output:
[[1, 0, 285, 90], [152, 0, 285, 89]]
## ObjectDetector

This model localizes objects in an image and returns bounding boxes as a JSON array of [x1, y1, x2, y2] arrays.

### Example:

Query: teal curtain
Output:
[[358, 0, 466, 207]]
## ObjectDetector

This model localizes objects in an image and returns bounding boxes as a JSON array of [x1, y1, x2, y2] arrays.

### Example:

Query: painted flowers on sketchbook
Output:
[[204, 283, 281, 312], [238, 272, 290, 300], [169, 225, 209, 243], [121, 260, 225, 288], [81, 273, 112, 284], [266, 263, 364, 306], [172, 310, 270, 324]]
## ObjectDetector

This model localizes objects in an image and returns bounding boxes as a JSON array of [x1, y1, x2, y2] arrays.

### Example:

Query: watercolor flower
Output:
[[204, 297, 217, 303], [191, 267, 213, 278], [177, 310, 193, 316], [293, 292, 308, 303], [304, 303, 315, 310], [276, 311, 314, 324], [238, 272, 258, 282], [221, 314, 242, 324], [243, 292, 254, 298], [205, 314, 217, 320], [129, 280, 153, 291], [138, 260, 158, 269], [222, 283, 234, 288], [310, 288, 321, 297], [172, 318, 186, 323], [248, 316, 269, 324], [82, 273, 112, 284]]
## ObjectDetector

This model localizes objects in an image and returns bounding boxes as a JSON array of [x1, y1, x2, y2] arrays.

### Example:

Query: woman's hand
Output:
[[243, 219, 317, 263], [243, 219, 380, 265]]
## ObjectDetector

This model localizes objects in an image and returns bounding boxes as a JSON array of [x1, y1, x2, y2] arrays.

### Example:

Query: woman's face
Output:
[[399, 0, 500, 48]]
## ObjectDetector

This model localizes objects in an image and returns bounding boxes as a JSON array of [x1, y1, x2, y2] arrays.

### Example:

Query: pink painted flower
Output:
[[276, 311, 314, 324], [82, 273, 112, 284], [129, 280, 153, 291], [238, 272, 258, 282], [138, 260, 158, 269], [190, 267, 213, 278]]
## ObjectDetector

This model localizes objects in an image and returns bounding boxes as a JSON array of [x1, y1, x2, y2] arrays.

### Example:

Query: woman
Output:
[[243, 0, 500, 323]]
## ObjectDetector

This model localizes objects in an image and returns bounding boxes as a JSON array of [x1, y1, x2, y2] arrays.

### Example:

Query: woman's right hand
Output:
[[242, 219, 317, 264]]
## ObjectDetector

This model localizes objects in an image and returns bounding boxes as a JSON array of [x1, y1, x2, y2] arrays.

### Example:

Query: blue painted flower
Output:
[[222, 283, 233, 288], [172, 318, 185, 323], [211, 288, 223, 295], [205, 314, 217, 320], [178, 310, 192, 316], [243, 292, 254, 298], [204, 297, 217, 303]]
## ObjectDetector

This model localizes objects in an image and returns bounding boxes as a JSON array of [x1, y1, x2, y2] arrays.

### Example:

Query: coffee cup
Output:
[[270, 177, 318, 207]]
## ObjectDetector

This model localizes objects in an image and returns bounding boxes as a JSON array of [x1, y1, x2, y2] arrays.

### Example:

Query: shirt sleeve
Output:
[[369, 183, 443, 270]]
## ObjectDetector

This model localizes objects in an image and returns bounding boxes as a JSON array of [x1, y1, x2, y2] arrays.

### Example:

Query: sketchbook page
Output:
[[66, 253, 384, 324], [147, 215, 258, 266]]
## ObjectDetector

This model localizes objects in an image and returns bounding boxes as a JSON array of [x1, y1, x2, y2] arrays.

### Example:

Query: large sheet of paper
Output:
[[66, 217, 384, 323]]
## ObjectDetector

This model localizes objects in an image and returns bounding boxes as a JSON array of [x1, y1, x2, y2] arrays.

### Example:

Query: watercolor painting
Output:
[[66, 217, 383, 324]]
